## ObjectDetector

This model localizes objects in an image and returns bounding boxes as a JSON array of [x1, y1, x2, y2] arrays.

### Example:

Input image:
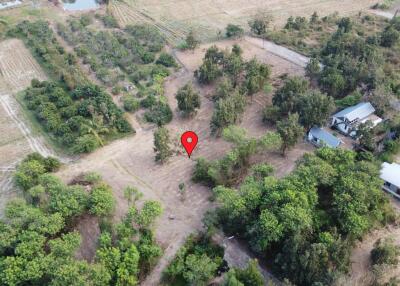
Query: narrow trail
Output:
[[245, 36, 310, 68]]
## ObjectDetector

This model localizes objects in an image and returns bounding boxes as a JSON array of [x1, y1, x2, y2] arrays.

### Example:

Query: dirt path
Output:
[[244, 36, 310, 68]]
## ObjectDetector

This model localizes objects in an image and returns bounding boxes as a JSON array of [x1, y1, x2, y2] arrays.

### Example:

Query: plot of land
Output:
[[56, 36, 310, 284], [110, 0, 378, 43], [0, 39, 53, 214]]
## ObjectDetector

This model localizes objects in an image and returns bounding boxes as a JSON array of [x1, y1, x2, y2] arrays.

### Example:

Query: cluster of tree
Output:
[[193, 126, 281, 186], [163, 233, 225, 285], [24, 80, 133, 153], [306, 15, 400, 103], [263, 76, 335, 154], [195, 45, 271, 134], [8, 20, 88, 90], [1, 153, 163, 285], [210, 147, 395, 285], [268, 76, 335, 130], [223, 259, 265, 286], [57, 19, 167, 87], [57, 18, 175, 124]]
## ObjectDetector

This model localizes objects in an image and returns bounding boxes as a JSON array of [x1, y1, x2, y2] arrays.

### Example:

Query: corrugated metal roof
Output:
[[380, 162, 400, 188], [333, 102, 375, 122], [309, 127, 341, 148]]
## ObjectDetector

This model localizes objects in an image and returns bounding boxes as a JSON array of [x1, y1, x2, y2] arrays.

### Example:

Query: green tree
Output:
[[153, 127, 172, 163], [185, 30, 199, 50], [89, 183, 116, 216], [196, 59, 221, 84], [356, 121, 375, 152], [381, 26, 400, 47], [296, 90, 335, 130], [249, 13, 271, 35], [135, 201, 163, 228], [235, 259, 264, 286], [276, 113, 304, 155], [211, 91, 246, 134], [175, 82, 201, 116], [273, 77, 308, 114], [183, 254, 218, 285]]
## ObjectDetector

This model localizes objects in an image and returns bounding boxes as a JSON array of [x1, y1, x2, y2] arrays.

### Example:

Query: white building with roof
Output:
[[380, 162, 400, 199], [331, 102, 382, 137]]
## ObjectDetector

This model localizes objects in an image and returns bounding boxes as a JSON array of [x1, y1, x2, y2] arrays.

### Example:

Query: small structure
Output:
[[380, 162, 400, 199], [331, 102, 382, 137], [307, 127, 342, 148]]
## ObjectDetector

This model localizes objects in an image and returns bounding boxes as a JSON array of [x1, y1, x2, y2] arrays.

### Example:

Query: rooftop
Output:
[[309, 127, 342, 148], [380, 162, 400, 188], [333, 102, 376, 122]]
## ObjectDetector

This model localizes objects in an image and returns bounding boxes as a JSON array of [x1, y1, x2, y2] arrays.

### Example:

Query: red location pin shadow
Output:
[[181, 131, 198, 158]]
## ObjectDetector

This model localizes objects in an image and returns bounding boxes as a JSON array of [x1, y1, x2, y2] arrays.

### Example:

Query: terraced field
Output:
[[0, 39, 53, 214], [110, 0, 378, 43]]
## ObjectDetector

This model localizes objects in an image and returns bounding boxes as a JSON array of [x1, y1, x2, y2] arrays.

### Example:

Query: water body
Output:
[[62, 0, 100, 11], [0, 0, 22, 10]]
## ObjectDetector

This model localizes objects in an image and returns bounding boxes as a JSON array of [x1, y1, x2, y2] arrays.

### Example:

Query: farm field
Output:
[[0, 38, 53, 214], [110, 0, 378, 43]]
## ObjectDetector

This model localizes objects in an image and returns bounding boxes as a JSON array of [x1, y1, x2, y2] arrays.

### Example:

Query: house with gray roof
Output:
[[307, 127, 342, 148], [380, 162, 400, 199], [331, 102, 382, 137]]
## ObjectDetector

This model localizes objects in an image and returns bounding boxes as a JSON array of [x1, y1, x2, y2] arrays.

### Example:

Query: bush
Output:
[[122, 95, 140, 112], [72, 134, 101, 154], [144, 101, 173, 126], [156, 52, 177, 67], [226, 24, 244, 38], [371, 238, 400, 266], [89, 183, 115, 216]]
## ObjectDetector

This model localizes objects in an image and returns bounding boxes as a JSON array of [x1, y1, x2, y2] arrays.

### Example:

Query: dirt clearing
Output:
[[110, 0, 378, 43]]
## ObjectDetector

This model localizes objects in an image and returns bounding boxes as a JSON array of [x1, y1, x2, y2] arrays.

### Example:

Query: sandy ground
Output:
[[0, 39, 55, 215], [110, 0, 378, 43]]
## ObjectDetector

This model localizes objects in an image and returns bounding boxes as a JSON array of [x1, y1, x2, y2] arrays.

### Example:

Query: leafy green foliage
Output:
[[225, 260, 264, 286], [153, 127, 173, 163], [156, 52, 178, 68], [225, 24, 244, 38], [211, 148, 395, 285], [4, 154, 163, 286], [23, 81, 132, 153], [122, 95, 140, 113], [89, 184, 115, 217], [164, 234, 224, 286], [277, 113, 304, 155], [175, 83, 201, 116], [193, 129, 281, 186]]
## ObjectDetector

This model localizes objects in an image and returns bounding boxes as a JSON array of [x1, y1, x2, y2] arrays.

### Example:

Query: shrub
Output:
[[89, 183, 115, 216], [371, 238, 400, 266], [122, 95, 140, 112], [156, 52, 177, 67]]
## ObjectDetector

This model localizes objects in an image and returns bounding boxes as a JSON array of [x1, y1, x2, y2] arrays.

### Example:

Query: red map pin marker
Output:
[[181, 131, 198, 158]]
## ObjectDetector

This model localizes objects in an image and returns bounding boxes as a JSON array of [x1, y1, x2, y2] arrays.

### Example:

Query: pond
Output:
[[0, 0, 22, 10], [62, 0, 100, 11]]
